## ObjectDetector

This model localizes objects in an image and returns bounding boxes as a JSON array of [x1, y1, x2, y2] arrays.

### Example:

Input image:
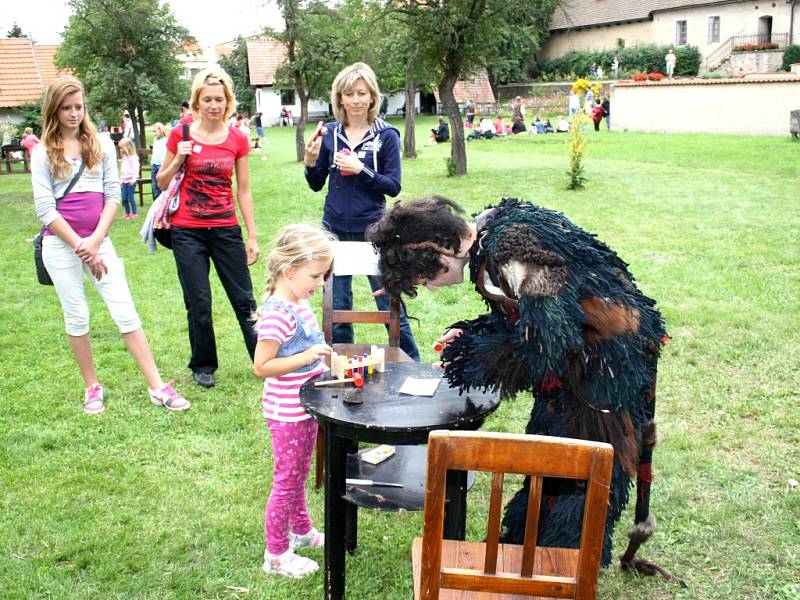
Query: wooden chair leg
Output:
[[315, 425, 325, 489]]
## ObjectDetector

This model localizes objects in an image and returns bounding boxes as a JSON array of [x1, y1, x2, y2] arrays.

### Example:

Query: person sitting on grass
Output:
[[493, 114, 510, 136], [511, 115, 526, 135], [556, 115, 570, 133], [427, 116, 450, 145]]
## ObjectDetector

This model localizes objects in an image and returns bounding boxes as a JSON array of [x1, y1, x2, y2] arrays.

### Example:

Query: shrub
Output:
[[566, 112, 589, 190], [632, 72, 648, 81], [444, 157, 456, 178], [782, 44, 800, 71], [535, 43, 701, 80], [701, 71, 724, 79], [647, 72, 665, 81]]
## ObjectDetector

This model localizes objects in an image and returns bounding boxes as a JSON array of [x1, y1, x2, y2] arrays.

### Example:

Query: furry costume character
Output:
[[369, 197, 681, 582]]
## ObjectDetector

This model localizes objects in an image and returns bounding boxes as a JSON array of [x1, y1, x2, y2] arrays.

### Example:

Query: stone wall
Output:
[[729, 50, 785, 74]]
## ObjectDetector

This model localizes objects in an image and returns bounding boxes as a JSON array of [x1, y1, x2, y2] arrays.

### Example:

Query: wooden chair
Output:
[[315, 241, 412, 488], [412, 430, 614, 600], [137, 148, 152, 207]]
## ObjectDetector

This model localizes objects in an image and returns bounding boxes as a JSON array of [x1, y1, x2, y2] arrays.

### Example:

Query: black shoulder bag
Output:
[[34, 162, 86, 285]]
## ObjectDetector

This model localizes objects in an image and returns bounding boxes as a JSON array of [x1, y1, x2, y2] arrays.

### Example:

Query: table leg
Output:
[[324, 425, 348, 600], [443, 469, 468, 540], [344, 439, 359, 554]]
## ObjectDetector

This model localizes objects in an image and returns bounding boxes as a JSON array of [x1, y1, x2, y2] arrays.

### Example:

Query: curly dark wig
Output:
[[366, 196, 470, 298]]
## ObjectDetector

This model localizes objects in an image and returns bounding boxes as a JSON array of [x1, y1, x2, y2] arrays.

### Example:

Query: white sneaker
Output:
[[289, 527, 325, 550], [263, 549, 319, 579]]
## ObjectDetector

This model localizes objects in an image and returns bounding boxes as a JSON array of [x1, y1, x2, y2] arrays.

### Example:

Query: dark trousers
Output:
[[328, 228, 420, 361], [171, 225, 257, 373]]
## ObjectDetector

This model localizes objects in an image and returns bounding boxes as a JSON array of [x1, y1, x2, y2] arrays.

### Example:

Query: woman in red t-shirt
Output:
[[157, 69, 260, 388]]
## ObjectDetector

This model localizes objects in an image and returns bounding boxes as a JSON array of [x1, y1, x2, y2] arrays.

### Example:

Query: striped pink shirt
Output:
[[257, 300, 325, 422]]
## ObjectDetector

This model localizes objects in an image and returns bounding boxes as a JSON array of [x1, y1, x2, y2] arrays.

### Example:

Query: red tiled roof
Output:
[[246, 39, 288, 86], [434, 71, 496, 104], [615, 74, 800, 86], [0, 38, 66, 108]]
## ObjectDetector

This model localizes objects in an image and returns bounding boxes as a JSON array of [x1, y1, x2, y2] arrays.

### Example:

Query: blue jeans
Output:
[[151, 164, 161, 199], [328, 228, 420, 361], [121, 182, 138, 215]]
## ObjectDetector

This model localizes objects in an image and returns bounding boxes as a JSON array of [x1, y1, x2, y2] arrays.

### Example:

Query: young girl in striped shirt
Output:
[[254, 224, 336, 579]]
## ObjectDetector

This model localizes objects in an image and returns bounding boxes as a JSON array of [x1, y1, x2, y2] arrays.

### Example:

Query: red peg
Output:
[[352, 372, 364, 388]]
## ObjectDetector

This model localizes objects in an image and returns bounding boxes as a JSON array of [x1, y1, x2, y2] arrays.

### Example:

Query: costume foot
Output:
[[192, 371, 216, 388], [620, 556, 687, 588]]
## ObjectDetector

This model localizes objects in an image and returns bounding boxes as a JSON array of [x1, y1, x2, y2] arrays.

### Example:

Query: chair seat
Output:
[[412, 538, 579, 600]]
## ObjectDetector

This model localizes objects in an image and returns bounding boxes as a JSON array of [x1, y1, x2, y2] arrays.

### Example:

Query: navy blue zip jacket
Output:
[[304, 118, 401, 234]]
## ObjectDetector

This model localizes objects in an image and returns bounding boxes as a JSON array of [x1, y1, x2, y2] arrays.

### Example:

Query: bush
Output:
[[444, 157, 456, 178], [782, 44, 800, 71], [632, 72, 647, 81], [536, 43, 701, 80], [701, 71, 724, 79], [647, 72, 665, 81]]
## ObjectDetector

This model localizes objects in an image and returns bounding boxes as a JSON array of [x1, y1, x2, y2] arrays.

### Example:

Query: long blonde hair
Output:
[[41, 76, 103, 179], [261, 225, 336, 304], [330, 63, 381, 125], [189, 68, 237, 122]]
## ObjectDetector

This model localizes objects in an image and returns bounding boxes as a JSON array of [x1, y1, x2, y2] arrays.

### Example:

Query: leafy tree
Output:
[[57, 0, 191, 149], [18, 97, 44, 136], [7, 22, 25, 38], [394, 0, 558, 175], [272, 0, 349, 161], [219, 36, 256, 116]]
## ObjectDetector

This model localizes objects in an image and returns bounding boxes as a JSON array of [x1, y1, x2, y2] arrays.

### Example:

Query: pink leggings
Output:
[[265, 418, 318, 555]]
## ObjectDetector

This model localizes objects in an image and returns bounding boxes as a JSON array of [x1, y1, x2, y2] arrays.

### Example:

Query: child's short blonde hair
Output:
[[151, 122, 168, 138], [263, 224, 337, 300], [118, 137, 137, 157]]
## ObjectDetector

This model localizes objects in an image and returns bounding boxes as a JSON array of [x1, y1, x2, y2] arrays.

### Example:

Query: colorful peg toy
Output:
[[329, 345, 385, 381]]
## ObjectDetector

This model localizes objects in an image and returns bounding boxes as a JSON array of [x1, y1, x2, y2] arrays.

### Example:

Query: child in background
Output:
[[118, 138, 139, 219], [254, 224, 336, 579], [149, 123, 168, 199]]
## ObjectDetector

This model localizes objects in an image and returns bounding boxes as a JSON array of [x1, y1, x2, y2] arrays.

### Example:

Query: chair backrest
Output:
[[418, 430, 614, 599], [322, 241, 401, 346]]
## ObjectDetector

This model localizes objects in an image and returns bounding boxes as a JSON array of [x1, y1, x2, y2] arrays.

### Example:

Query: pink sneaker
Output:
[[149, 381, 191, 411], [83, 384, 105, 414]]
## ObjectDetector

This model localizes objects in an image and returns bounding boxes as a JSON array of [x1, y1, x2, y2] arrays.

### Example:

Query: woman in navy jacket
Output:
[[304, 62, 419, 360]]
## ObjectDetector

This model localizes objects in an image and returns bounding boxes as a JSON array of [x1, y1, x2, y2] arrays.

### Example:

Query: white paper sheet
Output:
[[398, 377, 441, 397]]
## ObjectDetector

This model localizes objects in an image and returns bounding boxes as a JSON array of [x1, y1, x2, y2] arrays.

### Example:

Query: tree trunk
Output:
[[402, 50, 418, 159], [295, 89, 310, 162], [135, 107, 147, 151], [438, 71, 466, 175]]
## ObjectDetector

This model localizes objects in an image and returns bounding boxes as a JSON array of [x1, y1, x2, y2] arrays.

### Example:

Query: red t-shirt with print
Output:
[[166, 125, 250, 228]]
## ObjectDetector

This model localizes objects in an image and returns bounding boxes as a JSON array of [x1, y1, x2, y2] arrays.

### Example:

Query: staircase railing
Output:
[[703, 32, 789, 72]]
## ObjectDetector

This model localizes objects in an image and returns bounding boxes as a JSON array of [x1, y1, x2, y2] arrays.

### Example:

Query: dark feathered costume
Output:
[[440, 199, 667, 569]]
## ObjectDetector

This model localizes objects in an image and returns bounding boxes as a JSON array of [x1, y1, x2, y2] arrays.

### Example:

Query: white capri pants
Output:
[[42, 235, 142, 337]]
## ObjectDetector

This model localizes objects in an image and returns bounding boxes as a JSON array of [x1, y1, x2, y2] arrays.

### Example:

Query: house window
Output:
[[280, 89, 295, 105], [707, 16, 720, 43], [675, 20, 687, 46]]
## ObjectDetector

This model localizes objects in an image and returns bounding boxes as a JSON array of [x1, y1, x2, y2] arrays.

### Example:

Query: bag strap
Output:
[[56, 161, 87, 206], [182, 122, 190, 142]]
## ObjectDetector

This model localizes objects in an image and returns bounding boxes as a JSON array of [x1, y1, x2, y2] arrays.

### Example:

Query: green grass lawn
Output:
[[0, 119, 798, 599]]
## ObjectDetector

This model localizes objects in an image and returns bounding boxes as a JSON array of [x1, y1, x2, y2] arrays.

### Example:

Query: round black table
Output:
[[300, 361, 500, 600]]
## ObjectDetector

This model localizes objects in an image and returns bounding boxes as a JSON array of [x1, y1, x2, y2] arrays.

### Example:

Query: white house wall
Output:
[[541, 21, 653, 60], [612, 79, 800, 135], [650, 1, 800, 58], [255, 87, 328, 126], [541, 2, 800, 63]]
